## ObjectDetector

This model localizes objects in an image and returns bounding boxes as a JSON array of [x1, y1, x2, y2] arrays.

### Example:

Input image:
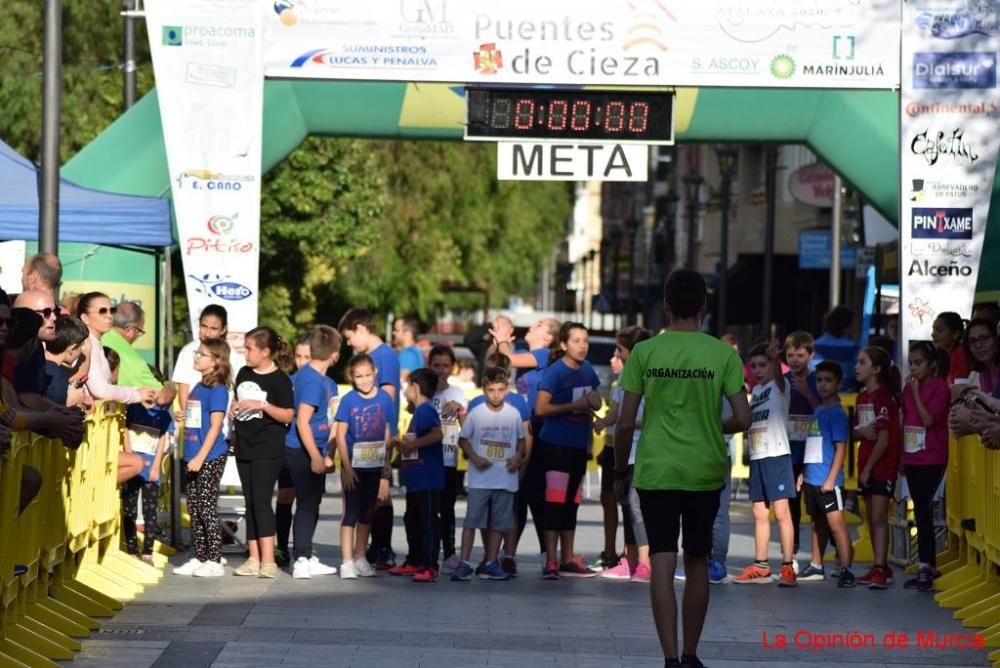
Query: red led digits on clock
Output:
[[628, 102, 650, 133], [548, 100, 568, 130], [571, 100, 591, 131], [514, 98, 535, 130], [605, 101, 625, 132]]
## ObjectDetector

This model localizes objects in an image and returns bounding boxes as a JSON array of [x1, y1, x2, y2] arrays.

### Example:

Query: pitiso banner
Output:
[[900, 0, 1000, 355], [146, 0, 263, 342], [263, 0, 900, 89]]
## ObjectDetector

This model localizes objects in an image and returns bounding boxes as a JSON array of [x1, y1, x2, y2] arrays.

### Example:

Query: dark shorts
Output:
[[636, 488, 722, 557], [859, 477, 895, 497], [598, 446, 615, 494], [749, 455, 797, 504], [803, 484, 844, 516], [342, 469, 382, 527], [277, 463, 293, 489]]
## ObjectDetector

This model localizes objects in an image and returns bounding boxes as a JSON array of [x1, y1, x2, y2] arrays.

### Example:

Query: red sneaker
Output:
[[777, 564, 797, 587], [388, 563, 421, 576], [412, 567, 438, 583], [868, 565, 890, 590], [855, 566, 877, 585]]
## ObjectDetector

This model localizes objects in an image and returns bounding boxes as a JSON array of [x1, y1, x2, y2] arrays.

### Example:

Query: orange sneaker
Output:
[[388, 562, 421, 576], [412, 567, 438, 583], [777, 564, 797, 587], [732, 563, 772, 584]]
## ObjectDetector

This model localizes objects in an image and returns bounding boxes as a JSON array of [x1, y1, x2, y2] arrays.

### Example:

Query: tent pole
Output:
[[39, 0, 62, 255], [164, 246, 181, 548]]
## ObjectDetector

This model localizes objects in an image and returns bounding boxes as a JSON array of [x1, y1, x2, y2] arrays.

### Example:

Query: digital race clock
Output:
[[465, 88, 674, 144]]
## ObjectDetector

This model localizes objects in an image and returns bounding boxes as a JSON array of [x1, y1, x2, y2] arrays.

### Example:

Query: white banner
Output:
[[146, 0, 264, 344], [497, 142, 648, 181], [900, 1, 1000, 358], [263, 0, 900, 89]]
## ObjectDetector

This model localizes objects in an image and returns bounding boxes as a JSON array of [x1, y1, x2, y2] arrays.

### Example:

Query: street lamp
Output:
[[682, 171, 704, 270], [715, 145, 738, 334]]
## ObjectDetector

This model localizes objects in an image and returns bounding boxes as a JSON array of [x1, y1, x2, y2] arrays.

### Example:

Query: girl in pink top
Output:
[[76, 292, 156, 406], [901, 340, 950, 592]]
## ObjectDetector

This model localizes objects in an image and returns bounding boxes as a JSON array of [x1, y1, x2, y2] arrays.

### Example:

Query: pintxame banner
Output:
[[263, 0, 901, 89], [146, 0, 263, 343], [900, 1, 1000, 360]]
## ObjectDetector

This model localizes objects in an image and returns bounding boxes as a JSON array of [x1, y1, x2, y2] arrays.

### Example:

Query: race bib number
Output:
[[129, 424, 161, 456], [804, 435, 824, 464], [442, 419, 460, 467], [351, 440, 386, 468], [857, 404, 875, 428], [481, 439, 510, 463], [747, 427, 767, 457], [185, 399, 202, 430], [400, 432, 418, 462], [903, 425, 927, 454], [787, 414, 812, 442]]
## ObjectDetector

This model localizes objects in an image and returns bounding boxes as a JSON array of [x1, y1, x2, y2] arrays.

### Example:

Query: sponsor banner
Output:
[[900, 0, 1000, 358], [497, 142, 647, 181], [146, 0, 263, 340], [62, 281, 158, 354], [262, 0, 900, 89]]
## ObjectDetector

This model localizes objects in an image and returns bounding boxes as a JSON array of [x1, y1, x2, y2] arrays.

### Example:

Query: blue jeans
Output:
[[711, 457, 732, 564]]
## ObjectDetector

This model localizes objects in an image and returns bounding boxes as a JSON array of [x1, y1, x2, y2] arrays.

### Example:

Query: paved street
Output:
[[69, 486, 990, 667]]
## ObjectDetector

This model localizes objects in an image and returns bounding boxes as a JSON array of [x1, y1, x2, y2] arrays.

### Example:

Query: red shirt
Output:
[[947, 346, 971, 385], [902, 378, 950, 467], [855, 385, 901, 482]]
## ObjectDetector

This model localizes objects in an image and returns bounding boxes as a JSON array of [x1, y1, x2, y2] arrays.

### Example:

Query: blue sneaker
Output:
[[674, 565, 686, 581], [709, 560, 729, 584], [450, 561, 474, 582], [479, 561, 512, 581]]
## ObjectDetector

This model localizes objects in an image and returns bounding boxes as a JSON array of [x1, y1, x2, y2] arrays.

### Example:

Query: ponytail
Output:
[[245, 326, 293, 369], [910, 340, 950, 380], [863, 345, 900, 399]]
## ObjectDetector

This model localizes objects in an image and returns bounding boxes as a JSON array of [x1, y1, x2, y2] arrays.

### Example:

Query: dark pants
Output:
[[791, 461, 804, 553], [285, 448, 326, 560], [516, 435, 547, 553], [185, 456, 227, 563], [905, 464, 946, 567], [440, 466, 458, 558], [121, 477, 159, 556], [236, 457, 284, 540], [542, 443, 588, 532], [404, 489, 441, 570]]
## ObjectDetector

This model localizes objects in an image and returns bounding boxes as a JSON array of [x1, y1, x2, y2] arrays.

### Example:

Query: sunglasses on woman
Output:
[[90, 306, 118, 316]]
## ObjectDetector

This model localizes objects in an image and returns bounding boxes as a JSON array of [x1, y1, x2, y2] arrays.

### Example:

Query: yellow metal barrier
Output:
[[0, 402, 163, 665]]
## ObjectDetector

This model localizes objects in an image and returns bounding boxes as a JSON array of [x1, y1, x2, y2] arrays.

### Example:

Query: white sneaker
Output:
[[193, 561, 225, 577], [442, 554, 461, 573], [354, 558, 376, 577], [340, 560, 358, 579], [293, 557, 313, 579], [792, 559, 800, 576], [173, 558, 204, 575], [309, 556, 337, 576]]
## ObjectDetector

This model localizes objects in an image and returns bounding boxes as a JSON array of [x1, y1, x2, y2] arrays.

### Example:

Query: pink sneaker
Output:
[[600, 557, 632, 580], [631, 562, 651, 583]]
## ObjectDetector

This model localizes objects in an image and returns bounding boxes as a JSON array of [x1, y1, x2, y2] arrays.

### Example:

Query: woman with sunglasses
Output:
[[963, 318, 1000, 395], [76, 292, 157, 405]]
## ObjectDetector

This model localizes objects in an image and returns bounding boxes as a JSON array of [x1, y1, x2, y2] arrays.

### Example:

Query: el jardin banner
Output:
[[900, 0, 1000, 354]]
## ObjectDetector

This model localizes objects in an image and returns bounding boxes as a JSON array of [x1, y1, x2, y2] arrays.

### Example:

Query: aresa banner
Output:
[[263, 0, 900, 89], [146, 0, 264, 344], [900, 1, 1000, 353]]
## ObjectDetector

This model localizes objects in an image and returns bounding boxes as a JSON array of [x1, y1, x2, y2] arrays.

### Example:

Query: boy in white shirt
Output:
[[733, 339, 798, 587], [451, 368, 526, 581]]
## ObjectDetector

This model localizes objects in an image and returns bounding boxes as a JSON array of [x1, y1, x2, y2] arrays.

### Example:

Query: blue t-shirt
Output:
[[286, 365, 339, 455], [537, 358, 600, 449], [784, 371, 819, 464], [398, 345, 424, 374], [401, 402, 444, 492], [370, 342, 402, 414], [334, 389, 398, 469], [514, 348, 550, 418], [183, 383, 230, 462], [126, 403, 174, 483], [803, 403, 849, 487], [468, 392, 530, 421], [44, 360, 70, 405], [812, 334, 859, 393]]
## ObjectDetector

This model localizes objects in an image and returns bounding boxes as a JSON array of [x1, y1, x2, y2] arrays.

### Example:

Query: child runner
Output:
[[535, 322, 603, 579], [335, 353, 396, 579], [427, 344, 468, 572], [230, 327, 295, 579], [902, 341, 950, 592], [452, 367, 526, 581], [854, 345, 902, 590], [275, 332, 312, 566], [286, 325, 341, 579], [733, 340, 798, 586], [597, 325, 653, 583], [594, 351, 621, 573], [173, 337, 232, 577], [339, 308, 400, 569], [797, 361, 855, 587], [783, 331, 819, 571], [394, 368, 444, 582]]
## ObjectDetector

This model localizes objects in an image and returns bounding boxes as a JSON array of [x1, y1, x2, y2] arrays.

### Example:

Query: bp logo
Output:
[[771, 54, 796, 79], [207, 213, 238, 235], [189, 273, 253, 302]]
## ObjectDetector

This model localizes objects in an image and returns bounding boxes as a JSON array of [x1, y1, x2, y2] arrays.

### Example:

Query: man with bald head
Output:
[[102, 301, 175, 407], [21, 253, 62, 297]]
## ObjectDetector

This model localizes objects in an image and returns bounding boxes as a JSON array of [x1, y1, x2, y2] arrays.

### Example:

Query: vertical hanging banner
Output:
[[146, 0, 263, 343], [901, 1, 1000, 357]]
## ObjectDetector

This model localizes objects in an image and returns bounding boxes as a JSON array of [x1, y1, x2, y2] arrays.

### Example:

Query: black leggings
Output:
[[185, 456, 227, 563], [237, 457, 284, 541], [285, 448, 326, 560], [404, 489, 441, 570], [542, 443, 588, 532], [516, 446, 547, 552], [440, 466, 458, 559], [905, 464, 946, 567], [121, 477, 159, 556]]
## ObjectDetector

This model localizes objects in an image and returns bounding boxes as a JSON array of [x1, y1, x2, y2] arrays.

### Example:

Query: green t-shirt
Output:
[[101, 329, 163, 391], [620, 330, 744, 491]]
